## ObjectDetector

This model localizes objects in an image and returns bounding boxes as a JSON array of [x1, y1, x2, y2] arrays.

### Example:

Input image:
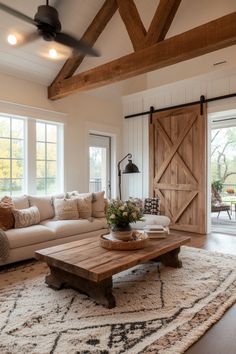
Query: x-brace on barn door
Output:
[[149, 104, 207, 234]]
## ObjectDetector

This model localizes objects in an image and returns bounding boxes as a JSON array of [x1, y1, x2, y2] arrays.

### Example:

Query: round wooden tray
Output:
[[100, 232, 149, 251]]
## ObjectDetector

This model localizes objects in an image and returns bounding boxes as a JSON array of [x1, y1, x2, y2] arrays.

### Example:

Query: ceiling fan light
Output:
[[7, 34, 17, 45], [49, 48, 57, 58]]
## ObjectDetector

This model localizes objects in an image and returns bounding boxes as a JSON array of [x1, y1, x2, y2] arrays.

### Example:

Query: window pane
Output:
[[12, 139, 24, 158], [47, 124, 57, 142], [0, 117, 10, 137], [36, 179, 46, 195], [12, 119, 24, 139], [0, 138, 10, 158], [36, 122, 45, 141], [37, 142, 45, 160], [0, 179, 11, 196], [37, 161, 45, 178], [46, 179, 56, 194], [0, 159, 10, 178], [47, 161, 56, 178], [47, 143, 57, 160], [12, 160, 24, 178], [11, 179, 23, 195]]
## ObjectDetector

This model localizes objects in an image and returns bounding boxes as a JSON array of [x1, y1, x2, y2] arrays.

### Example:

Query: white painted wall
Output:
[[0, 72, 123, 194], [122, 67, 236, 202]]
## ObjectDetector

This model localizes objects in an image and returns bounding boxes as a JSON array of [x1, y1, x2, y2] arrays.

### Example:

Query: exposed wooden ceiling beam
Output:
[[48, 12, 236, 100], [51, 0, 118, 85], [145, 0, 182, 46], [117, 0, 146, 51]]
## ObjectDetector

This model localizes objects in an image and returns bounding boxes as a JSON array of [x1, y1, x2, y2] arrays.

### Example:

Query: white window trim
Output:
[[0, 109, 65, 196]]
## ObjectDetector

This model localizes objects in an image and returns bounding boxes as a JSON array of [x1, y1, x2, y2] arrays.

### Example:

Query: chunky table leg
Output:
[[154, 247, 182, 268], [46, 266, 116, 308]]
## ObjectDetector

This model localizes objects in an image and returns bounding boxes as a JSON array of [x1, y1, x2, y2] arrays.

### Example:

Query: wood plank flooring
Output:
[[178, 230, 236, 354]]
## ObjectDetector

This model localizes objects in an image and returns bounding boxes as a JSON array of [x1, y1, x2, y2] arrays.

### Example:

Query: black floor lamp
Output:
[[118, 153, 140, 200]]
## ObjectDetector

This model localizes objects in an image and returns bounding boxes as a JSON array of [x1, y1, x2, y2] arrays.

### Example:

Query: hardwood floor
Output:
[[176, 231, 236, 354]]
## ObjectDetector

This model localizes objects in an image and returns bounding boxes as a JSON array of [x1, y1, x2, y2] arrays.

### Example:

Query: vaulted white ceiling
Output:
[[0, 0, 236, 87]]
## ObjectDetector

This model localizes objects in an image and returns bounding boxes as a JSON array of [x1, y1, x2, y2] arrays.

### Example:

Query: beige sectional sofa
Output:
[[0, 193, 171, 267], [0, 194, 108, 266]]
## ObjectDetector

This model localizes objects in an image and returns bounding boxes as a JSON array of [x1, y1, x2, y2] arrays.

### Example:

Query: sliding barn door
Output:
[[149, 104, 207, 234]]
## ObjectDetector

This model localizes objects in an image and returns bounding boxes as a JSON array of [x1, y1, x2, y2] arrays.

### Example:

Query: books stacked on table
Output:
[[143, 225, 169, 238]]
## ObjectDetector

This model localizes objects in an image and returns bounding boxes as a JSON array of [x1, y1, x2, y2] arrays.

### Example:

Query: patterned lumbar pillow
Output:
[[144, 197, 160, 215], [0, 196, 15, 230], [12, 206, 41, 228], [54, 198, 79, 220]]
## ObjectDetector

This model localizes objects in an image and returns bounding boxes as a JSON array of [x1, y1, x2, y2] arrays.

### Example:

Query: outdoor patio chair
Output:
[[211, 187, 231, 220]]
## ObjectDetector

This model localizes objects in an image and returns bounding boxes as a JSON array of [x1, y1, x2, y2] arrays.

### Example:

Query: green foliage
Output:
[[212, 180, 223, 192], [106, 199, 144, 227], [211, 127, 236, 184]]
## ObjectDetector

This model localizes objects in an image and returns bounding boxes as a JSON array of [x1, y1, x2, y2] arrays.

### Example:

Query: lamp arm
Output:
[[117, 153, 132, 200], [117, 153, 132, 175]]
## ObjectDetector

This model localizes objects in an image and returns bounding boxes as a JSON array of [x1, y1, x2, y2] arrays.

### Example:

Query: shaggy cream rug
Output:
[[0, 246, 236, 354]]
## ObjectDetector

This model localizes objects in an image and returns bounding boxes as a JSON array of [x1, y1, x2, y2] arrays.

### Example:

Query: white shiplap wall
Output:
[[122, 67, 236, 200]]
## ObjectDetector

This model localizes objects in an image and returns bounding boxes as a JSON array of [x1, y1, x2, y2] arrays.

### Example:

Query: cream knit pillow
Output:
[[92, 191, 105, 218], [54, 198, 79, 220], [73, 193, 93, 219]]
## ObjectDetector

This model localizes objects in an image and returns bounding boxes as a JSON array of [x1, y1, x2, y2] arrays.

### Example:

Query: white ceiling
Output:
[[0, 0, 236, 87]]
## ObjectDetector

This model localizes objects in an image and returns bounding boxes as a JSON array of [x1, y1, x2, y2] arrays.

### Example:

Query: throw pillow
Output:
[[128, 197, 143, 209], [54, 198, 79, 220], [12, 195, 29, 209], [12, 206, 41, 228], [66, 191, 79, 198], [0, 196, 15, 230], [92, 191, 105, 218], [29, 195, 55, 221], [144, 197, 160, 215], [74, 193, 93, 219]]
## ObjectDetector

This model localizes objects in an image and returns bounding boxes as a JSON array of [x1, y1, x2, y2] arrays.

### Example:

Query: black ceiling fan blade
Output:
[[0, 2, 36, 26], [18, 31, 40, 46], [55, 32, 100, 57]]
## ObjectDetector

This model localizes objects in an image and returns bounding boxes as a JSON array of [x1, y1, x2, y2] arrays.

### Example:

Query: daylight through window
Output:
[[0, 115, 25, 196]]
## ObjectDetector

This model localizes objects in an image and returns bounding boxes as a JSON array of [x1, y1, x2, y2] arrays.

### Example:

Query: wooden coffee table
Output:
[[35, 233, 190, 308]]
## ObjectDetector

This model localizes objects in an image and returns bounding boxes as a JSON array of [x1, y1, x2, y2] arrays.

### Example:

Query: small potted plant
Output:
[[106, 199, 144, 241]]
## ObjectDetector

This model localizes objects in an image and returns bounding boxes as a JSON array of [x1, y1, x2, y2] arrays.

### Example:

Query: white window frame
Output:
[[0, 114, 26, 196], [0, 112, 64, 196]]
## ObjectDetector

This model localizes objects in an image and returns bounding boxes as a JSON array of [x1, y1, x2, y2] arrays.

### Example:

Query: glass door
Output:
[[89, 133, 111, 198]]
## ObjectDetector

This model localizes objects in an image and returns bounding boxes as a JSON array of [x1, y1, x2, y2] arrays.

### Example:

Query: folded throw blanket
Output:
[[0, 229, 10, 261]]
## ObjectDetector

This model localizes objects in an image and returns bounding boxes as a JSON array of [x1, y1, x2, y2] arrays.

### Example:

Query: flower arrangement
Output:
[[106, 199, 144, 228]]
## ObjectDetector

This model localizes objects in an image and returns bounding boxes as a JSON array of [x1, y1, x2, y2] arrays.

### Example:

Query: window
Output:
[[0, 113, 63, 197], [36, 122, 58, 195], [89, 134, 111, 198], [0, 115, 25, 196]]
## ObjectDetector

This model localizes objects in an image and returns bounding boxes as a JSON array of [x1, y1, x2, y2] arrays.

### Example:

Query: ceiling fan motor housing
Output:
[[34, 5, 61, 40]]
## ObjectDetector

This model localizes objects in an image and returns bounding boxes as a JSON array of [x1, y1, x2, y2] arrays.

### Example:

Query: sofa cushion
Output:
[[6, 225, 56, 249], [12, 195, 29, 209], [41, 218, 107, 238], [29, 195, 55, 221]]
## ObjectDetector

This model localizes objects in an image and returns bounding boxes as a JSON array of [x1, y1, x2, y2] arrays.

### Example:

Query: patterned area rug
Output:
[[0, 247, 236, 354]]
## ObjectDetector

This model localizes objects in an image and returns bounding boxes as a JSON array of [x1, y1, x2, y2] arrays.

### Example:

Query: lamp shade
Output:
[[123, 159, 140, 174]]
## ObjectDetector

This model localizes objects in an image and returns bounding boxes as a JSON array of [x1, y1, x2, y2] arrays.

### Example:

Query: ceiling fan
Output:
[[0, 0, 99, 56]]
